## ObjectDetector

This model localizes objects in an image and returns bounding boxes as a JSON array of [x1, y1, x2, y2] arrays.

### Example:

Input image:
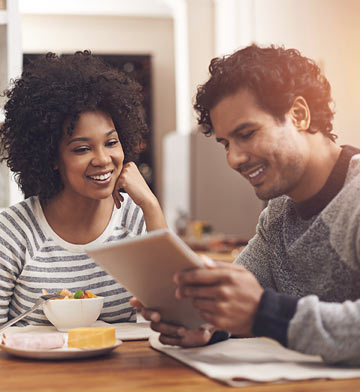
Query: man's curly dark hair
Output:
[[0, 50, 148, 201], [194, 44, 337, 141]]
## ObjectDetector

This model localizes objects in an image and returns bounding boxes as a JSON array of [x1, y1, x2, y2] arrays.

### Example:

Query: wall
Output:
[[21, 13, 176, 202], [252, 0, 360, 147], [187, 0, 215, 127], [0, 24, 7, 114], [190, 130, 264, 238]]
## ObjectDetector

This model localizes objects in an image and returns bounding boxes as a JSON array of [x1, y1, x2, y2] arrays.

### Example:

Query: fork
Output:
[[0, 294, 62, 333]]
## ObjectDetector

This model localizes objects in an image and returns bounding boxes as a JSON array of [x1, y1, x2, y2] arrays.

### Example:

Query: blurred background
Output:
[[1, 0, 360, 254]]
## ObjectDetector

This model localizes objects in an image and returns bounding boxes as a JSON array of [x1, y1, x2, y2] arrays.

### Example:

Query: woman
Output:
[[0, 51, 167, 326]]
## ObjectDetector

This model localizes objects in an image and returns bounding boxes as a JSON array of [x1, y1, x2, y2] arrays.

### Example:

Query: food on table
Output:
[[2, 332, 64, 350], [67, 327, 116, 349], [42, 288, 98, 299]]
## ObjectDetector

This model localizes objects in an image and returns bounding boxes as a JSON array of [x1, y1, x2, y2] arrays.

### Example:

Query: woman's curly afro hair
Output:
[[194, 44, 336, 141], [0, 50, 148, 201]]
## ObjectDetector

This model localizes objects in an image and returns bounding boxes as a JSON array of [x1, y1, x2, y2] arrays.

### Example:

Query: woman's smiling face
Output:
[[56, 110, 125, 202]]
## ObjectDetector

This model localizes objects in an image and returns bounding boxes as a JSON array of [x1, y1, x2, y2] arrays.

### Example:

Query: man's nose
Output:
[[227, 144, 249, 170], [91, 148, 112, 166]]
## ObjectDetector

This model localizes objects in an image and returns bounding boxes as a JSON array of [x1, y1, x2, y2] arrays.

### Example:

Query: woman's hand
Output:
[[112, 162, 167, 231], [130, 297, 214, 347], [112, 162, 154, 209]]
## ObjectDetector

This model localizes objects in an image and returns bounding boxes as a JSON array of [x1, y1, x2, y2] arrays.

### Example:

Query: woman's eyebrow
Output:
[[67, 137, 89, 146], [67, 129, 117, 146]]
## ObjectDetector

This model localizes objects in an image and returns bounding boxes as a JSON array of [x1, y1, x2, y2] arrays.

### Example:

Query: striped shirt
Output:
[[0, 193, 146, 326]]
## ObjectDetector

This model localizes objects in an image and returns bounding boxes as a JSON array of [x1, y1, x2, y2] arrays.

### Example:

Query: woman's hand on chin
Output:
[[113, 162, 167, 231], [112, 162, 154, 209]]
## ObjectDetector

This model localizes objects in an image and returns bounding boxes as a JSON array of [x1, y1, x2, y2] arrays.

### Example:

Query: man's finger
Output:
[[158, 334, 183, 346], [142, 309, 161, 323], [175, 263, 249, 287], [129, 297, 141, 307], [151, 321, 185, 337], [174, 268, 223, 286], [176, 284, 228, 300], [199, 254, 216, 268], [192, 298, 218, 312], [181, 328, 212, 346]]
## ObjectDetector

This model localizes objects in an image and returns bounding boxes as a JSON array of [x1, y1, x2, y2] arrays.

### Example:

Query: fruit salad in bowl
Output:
[[42, 289, 104, 331]]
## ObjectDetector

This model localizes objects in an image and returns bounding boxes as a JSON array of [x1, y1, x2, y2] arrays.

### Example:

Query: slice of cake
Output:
[[67, 327, 116, 349], [2, 332, 65, 350]]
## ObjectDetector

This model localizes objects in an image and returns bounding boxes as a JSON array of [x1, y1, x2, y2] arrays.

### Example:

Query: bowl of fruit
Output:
[[42, 289, 104, 332]]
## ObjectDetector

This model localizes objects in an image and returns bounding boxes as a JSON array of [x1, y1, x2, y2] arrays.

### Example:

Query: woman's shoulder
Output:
[[0, 196, 39, 221], [0, 196, 43, 249]]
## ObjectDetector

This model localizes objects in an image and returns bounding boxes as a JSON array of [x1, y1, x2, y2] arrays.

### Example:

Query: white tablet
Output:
[[87, 229, 208, 329]]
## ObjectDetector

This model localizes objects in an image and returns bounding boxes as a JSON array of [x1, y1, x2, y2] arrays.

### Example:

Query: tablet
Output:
[[87, 229, 208, 329]]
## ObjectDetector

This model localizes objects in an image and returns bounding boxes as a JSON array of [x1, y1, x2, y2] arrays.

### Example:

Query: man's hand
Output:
[[174, 261, 264, 336], [129, 297, 214, 347]]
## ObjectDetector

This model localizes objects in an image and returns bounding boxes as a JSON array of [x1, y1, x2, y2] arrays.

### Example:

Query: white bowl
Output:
[[43, 297, 104, 331]]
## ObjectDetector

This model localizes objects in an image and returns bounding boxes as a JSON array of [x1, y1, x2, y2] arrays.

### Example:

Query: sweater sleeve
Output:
[[288, 296, 360, 365], [252, 288, 298, 346], [252, 289, 360, 365]]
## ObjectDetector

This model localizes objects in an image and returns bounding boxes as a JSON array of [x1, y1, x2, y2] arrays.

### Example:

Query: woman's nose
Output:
[[91, 148, 112, 167]]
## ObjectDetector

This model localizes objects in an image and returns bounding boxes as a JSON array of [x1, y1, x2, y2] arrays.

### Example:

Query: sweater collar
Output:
[[294, 145, 360, 220]]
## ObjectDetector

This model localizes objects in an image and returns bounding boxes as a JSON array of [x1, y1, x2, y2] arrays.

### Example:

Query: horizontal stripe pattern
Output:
[[0, 194, 146, 327]]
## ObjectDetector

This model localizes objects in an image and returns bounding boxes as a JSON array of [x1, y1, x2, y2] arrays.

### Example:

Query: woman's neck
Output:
[[41, 193, 115, 245]]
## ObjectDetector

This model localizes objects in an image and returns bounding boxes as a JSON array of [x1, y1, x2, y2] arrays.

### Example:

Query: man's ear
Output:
[[289, 96, 311, 132]]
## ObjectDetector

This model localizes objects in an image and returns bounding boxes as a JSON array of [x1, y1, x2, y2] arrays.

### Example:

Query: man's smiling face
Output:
[[210, 88, 311, 201]]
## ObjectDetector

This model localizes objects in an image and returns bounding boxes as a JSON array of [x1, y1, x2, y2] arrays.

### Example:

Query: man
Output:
[[131, 44, 360, 365]]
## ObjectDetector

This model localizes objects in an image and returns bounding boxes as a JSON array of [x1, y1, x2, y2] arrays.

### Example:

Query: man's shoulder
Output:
[[337, 153, 360, 201], [266, 195, 292, 217], [320, 153, 360, 231], [258, 195, 292, 229], [346, 152, 360, 183]]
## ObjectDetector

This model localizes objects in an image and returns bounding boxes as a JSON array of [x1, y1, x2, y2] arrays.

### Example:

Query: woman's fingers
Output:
[[112, 183, 124, 209]]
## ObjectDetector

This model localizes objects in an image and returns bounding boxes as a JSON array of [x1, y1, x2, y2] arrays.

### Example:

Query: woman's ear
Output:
[[289, 96, 311, 132]]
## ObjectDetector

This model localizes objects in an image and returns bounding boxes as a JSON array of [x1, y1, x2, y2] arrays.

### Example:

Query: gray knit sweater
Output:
[[235, 145, 360, 365]]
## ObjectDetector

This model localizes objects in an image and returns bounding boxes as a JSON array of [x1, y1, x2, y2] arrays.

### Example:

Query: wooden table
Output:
[[1, 340, 360, 392]]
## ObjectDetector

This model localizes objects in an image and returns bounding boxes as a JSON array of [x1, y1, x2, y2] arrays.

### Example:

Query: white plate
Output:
[[0, 339, 122, 360]]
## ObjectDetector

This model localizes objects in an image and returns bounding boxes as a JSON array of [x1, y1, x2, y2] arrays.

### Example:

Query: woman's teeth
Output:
[[248, 167, 264, 178], [90, 172, 111, 181]]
